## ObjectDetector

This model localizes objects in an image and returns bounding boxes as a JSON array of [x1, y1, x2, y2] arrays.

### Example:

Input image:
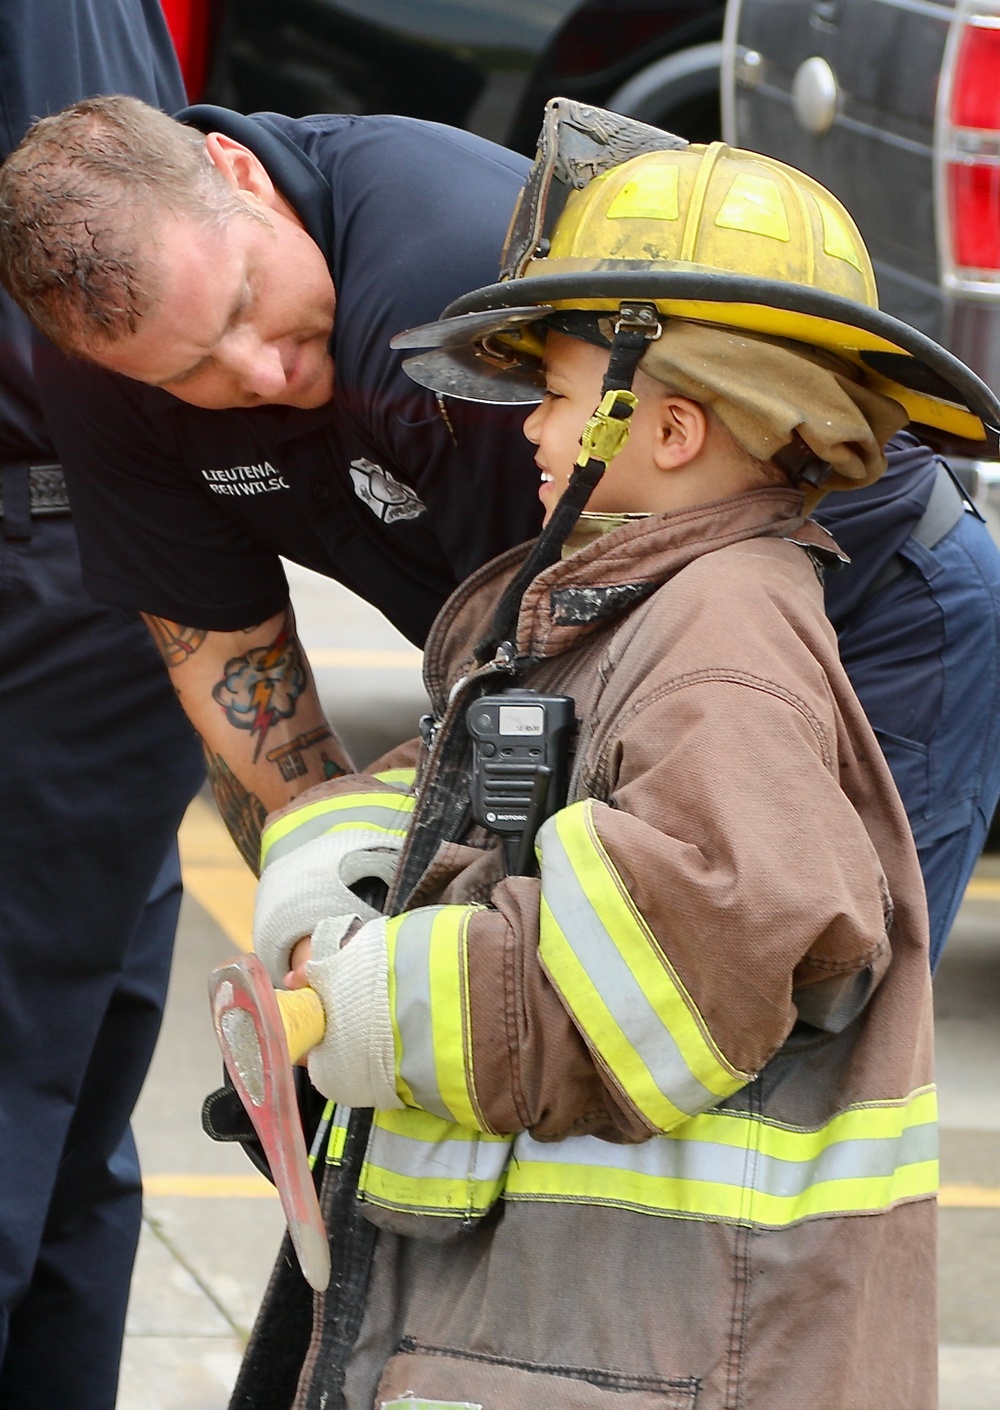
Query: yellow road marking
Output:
[[307, 647, 422, 670], [178, 795, 255, 951], [962, 877, 1000, 902], [939, 1185, 1000, 1208], [141, 1172, 1000, 1208], [143, 1174, 277, 1199]]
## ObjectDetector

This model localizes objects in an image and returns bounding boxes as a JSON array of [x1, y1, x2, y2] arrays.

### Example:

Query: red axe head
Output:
[[208, 953, 331, 1292]]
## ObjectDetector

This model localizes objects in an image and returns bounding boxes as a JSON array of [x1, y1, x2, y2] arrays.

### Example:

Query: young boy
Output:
[[234, 129, 999, 1410]]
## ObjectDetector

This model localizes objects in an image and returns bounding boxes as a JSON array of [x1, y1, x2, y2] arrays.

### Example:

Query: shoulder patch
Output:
[[349, 458, 426, 523], [550, 581, 656, 627]]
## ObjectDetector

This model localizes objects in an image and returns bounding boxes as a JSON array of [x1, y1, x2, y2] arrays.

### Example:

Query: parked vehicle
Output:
[[160, 0, 218, 100], [723, 0, 1000, 497], [163, 0, 999, 401], [162, 0, 728, 153]]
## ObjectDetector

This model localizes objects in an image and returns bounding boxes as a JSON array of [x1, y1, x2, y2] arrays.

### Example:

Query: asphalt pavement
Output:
[[117, 564, 1000, 1410]]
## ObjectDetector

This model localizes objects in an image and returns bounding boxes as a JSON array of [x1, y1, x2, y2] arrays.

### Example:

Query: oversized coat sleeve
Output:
[[346, 671, 894, 1142]]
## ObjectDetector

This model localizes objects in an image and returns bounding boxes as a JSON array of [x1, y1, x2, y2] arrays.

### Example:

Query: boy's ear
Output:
[[653, 394, 708, 470]]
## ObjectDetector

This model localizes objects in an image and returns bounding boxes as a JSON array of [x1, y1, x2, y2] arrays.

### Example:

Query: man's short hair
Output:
[[0, 95, 250, 351]]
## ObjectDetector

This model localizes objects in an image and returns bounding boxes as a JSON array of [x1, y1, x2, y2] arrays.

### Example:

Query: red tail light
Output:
[[942, 14, 1000, 279], [953, 22, 1000, 128], [159, 0, 214, 101], [950, 160, 1000, 268]]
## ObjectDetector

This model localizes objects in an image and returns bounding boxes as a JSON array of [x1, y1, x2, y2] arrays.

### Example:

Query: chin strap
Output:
[[474, 303, 661, 667]]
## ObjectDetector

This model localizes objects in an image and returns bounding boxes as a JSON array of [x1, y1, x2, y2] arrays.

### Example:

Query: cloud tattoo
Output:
[[213, 628, 307, 761]]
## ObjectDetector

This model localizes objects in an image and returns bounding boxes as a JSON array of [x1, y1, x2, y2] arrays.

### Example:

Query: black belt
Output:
[[0, 463, 70, 538], [862, 462, 972, 602]]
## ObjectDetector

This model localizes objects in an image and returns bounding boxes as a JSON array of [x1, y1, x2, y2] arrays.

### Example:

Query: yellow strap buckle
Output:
[[576, 389, 639, 468]]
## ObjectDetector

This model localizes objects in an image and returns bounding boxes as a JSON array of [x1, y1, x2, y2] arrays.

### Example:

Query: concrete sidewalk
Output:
[[118, 569, 1000, 1409], [120, 567, 426, 1408], [119, 877, 283, 1409]]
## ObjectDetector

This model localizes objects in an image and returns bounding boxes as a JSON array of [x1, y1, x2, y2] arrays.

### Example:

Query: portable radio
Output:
[[466, 688, 576, 874]]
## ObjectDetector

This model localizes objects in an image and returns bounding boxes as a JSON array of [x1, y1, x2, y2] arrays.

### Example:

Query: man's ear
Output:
[[204, 131, 277, 208], [654, 394, 708, 469]]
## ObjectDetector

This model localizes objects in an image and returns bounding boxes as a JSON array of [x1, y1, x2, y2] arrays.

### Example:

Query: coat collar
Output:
[[421, 487, 846, 702], [512, 487, 845, 661]]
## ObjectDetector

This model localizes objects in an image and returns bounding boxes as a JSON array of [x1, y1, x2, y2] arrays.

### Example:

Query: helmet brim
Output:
[[392, 305, 548, 404], [393, 270, 1000, 458], [391, 305, 546, 351], [400, 344, 547, 404]]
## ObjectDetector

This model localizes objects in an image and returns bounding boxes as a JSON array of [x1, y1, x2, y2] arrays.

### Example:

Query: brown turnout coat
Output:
[[239, 487, 936, 1410]]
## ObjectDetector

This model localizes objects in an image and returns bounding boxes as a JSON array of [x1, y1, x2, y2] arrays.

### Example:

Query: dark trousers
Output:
[[0, 489, 203, 1407], [837, 509, 1000, 967]]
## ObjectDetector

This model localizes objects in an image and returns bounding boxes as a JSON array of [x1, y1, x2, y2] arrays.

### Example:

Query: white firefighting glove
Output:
[[253, 828, 403, 986], [303, 914, 402, 1110]]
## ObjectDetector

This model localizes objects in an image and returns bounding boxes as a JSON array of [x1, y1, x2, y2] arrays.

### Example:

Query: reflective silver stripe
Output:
[[391, 908, 454, 1121], [498, 1090, 939, 1224], [360, 1111, 512, 1218], [366, 1122, 512, 1186], [510, 1119, 938, 1196], [540, 813, 724, 1117], [357, 1106, 935, 1225]]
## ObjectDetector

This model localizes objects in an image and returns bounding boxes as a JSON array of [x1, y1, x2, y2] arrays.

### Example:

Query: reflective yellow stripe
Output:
[[259, 788, 414, 868], [387, 906, 491, 1131], [358, 1107, 511, 1218], [308, 1099, 337, 1170], [507, 1157, 938, 1224], [335, 1088, 934, 1229], [429, 908, 481, 1128], [538, 802, 747, 1129], [345, 1092, 935, 1227], [753, 1086, 936, 1155], [504, 1088, 937, 1227], [324, 1105, 351, 1165], [374, 768, 418, 788]]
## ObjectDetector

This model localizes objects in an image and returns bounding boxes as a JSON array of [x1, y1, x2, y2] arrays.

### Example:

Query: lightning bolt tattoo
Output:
[[212, 622, 308, 760], [246, 629, 292, 760]]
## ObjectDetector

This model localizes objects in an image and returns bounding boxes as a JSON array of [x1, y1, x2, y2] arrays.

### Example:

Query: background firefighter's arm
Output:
[[143, 606, 353, 872]]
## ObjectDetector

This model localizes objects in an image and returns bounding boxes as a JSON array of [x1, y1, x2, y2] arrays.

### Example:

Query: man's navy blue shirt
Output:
[[36, 106, 943, 644], [37, 110, 539, 646]]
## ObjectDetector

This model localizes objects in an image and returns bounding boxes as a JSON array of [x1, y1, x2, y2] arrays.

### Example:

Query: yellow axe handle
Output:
[[274, 987, 326, 1065]]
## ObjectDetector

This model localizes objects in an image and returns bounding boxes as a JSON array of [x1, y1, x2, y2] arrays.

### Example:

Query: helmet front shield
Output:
[[392, 306, 549, 403], [498, 97, 688, 282]]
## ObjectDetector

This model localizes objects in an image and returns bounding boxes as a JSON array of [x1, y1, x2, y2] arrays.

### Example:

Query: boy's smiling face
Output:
[[523, 329, 779, 525], [523, 331, 700, 526]]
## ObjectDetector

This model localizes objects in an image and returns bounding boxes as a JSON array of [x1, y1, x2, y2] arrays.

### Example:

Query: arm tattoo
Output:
[[202, 746, 269, 875], [321, 753, 349, 781], [265, 726, 346, 783], [143, 615, 208, 668], [212, 619, 307, 761]]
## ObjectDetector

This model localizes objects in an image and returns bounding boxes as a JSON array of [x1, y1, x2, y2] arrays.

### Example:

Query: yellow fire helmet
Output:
[[393, 99, 1000, 461]]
